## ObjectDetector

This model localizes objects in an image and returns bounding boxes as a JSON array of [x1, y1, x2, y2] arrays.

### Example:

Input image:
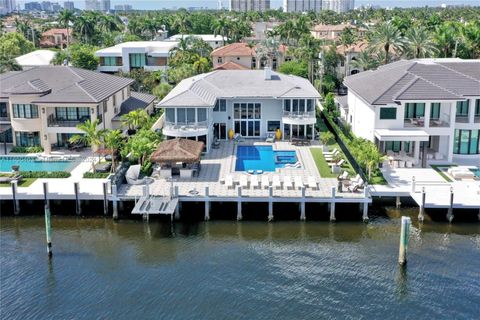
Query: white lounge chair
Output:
[[225, 175, 234, 189], [348, 178, 365, 192], [251, 174, 259, 189], [125, 165, 148, 185], [448, 167, 475, 179], [323, 148, 339, 156], [273, 176, 282, 189], [307, 177, 317, 190], [329, 159, 345, 167], [294, 176, 303, 189], [338, 171, 349, 180], [262, 175, 270, 189], [240, 175, 249, 189], [265, 133, 275, 143], [284, 176, 293, 190]]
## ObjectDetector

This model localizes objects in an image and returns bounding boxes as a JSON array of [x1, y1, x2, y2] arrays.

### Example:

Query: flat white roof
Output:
[[374, 129, 430, 141], [167, 34, 226, 42], [15, 50, 56, 66], [95, 41, 178, 57]]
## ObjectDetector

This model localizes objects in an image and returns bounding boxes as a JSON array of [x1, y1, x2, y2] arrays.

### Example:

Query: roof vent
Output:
[[264, 67, 272, 80]]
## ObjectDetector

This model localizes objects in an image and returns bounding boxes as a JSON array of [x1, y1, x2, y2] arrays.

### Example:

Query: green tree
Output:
[[0, 55, 22, 73], [103, 129, 125, 172], [368, 21, 406, 64], [0, 32, 35, 58], [70, 119, 105, 172], [404, 26, 437, 58], [212, 17, 230, 45], [121, 109, 150, 133], [278, 60, 308, 78], [69, 44, 98, 70], [167, 63, 196, 84], [122, 129, 161, 166], [338, 27, 358, 77], [152, 82, 173, 100], [462, 21, 480, 58], [58, 10, 74, 48]]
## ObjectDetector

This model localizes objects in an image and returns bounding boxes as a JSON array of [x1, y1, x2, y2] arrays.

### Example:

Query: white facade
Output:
[[283, 0, 322, 12], [322, 0, 354, 13], [95, 41, 178, 73], [230, 0, 270, 12], [166, 34, 226, 49]]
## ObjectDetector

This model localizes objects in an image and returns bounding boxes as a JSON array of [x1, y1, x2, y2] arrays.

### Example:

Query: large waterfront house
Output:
[[342, 59, 480, 166], [95, 41, 178, 73], [157, 68, 320, 152], [211, 42, 290, 71], [0, 66, 155, 153], [40, 28, 72, 49]]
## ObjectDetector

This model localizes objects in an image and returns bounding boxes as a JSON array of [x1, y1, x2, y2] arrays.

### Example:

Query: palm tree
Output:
[[172, 11, 192, 37], [368, 21, 406, 64], [462, 21, 480, 59], [338, 27, 358, 77], [99, 14, 122, 34], [58, 10, 74, 48], [69, 119, 104, 153], [350, 50, 378, 71], [404, 26, 437, 58], [434, 22, 458, 58], [121, 109, 150, 134], [74, 14, 95, 44], [212, 17, 230, 46], [0, 55, 22, 73], [103, 129, 124, 172]]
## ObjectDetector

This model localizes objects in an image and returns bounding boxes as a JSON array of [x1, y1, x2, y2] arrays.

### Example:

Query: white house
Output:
[[157, 68, 321, 152], [15, 50, 56, 67], [166, 34, 226, 49], [343, 59, 480, 167], [95, 41, 179, 73], [0, 66, 155, 154]]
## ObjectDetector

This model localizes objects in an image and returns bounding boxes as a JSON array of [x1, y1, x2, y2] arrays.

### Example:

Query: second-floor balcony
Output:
[[47, 114, 90, 127], [162, 120, 210, 137], [282, 110, 316, 125], [475, 116, 480, 123], [404, 117, 425, 127], [455, 115, 469, 123]]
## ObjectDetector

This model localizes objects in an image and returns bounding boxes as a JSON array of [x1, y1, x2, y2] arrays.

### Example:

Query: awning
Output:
[[374, 129, 429, 142]]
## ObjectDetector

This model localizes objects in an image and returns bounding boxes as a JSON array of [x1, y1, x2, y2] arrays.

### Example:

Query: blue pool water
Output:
[[235, 146, 297, 172], [469, 168, 480, 177], [0, 156, 78, 172]]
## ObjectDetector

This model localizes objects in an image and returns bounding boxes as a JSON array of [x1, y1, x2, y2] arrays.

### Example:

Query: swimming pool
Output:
[[0, 156, 79, 172], [469, 168, 480, 178], [235, 146, 298, 172]]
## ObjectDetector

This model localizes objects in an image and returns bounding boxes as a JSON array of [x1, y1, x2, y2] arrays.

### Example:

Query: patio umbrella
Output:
[[150, 138, 204, 165]]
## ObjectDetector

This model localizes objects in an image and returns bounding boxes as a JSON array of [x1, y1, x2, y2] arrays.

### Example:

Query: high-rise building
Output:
[[283, 0, 322, 12], [84, 0, 98, 10], [113, 4, 132, 11], [322, 0, 354, 13], [0, 0, 16, 14], [99, 0, 110, 12], [63, 1, 74, 10], [230, 0, 270, 12]]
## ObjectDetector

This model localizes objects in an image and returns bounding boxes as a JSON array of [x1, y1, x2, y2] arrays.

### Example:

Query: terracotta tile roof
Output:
[[336, 40, 369, 54], [211, 42, 288, 57], [41, 28, 71, 37], [214, 61, 250, 70]]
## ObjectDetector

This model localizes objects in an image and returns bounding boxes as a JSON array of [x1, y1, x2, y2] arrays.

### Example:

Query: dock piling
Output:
[[398, 216, 411, 266], [362, 186, 369, 222], [447, 187, 454, 223], [43, 182, 49, 208], [418, 187, 426, 222], [174, 186, 180, 220], [236, 186, 242, 221], [112, 184, 119, 220], [11, 180, 19, 215], [300, 186, 306, 221], [411, 176, 416, 193], [204, 186, 210, 221], [329, 186, 336, 222], [74, 182, 81, 215], [268, 186, 273, 221], [395, 196, 401, 208], [102, 182, 108, 215], [44, 204, 52, 258]]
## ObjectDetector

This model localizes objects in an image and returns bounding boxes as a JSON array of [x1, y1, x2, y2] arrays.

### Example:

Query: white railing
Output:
[[164, 120, 209, 130], [283, 111, 315, 118], [429, 113, 451, 127]]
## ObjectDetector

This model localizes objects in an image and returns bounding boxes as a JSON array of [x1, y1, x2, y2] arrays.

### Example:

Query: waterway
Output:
[[1, 209, 479, 319]]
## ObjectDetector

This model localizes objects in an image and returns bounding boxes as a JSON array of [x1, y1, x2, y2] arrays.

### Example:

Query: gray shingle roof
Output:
[[344, 59, 480, 105], [113, 92, 156, 119], [0, 66, 134, 103], [157, 70, 320, 108]]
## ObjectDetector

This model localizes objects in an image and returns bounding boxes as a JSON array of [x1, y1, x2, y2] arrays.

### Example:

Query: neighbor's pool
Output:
[[469, 168, 480, 178], [235, 146, 298, 172], [0, 156, 78, 172]]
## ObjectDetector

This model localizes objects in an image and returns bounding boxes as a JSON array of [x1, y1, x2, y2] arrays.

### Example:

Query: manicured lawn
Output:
[[0, 178, 37, 187], [310, 148, 337, 178]]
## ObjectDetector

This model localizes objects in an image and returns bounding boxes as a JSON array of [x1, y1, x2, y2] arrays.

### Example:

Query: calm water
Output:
[[0, 156, 78, 172], [1, 211, 479, 319]]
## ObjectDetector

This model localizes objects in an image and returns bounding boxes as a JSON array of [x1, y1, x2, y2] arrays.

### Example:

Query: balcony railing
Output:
[[429, 113, 451, 127], [164, 121, 209, 131], [455, 115, 469, 123], [0, 116, 10, 122], [283, 111, 316, 118], [404, 117, 425, 127], [475, 116, 480, 123], [47, 114, 90, 127]]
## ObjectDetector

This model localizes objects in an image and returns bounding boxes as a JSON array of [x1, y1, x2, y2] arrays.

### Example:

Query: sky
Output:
[[17, 0, 480, 10]]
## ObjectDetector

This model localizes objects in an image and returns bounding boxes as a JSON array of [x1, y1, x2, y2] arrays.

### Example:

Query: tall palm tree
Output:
[[404, 26, 437, 58], [338, 27, 358, 77], [70, 119, 105, 154], [368, 21, 406, 64], [212, 17, 230, 46], [434, 22, 458, 58], [99, 14, 122, 34], [350, 50, 378, 71], [172, 11, 191, 38], [58, 10, 74, 48], [103, 129, 124, 172], [121, 110, 150, 134], [74, 15, 95, 44], [462, 21, 480, 59]]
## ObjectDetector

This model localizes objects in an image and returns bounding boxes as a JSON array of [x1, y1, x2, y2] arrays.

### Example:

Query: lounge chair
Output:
[[338, 171, 349, 180], [225, 175, 235, 189], [329, 159, 345, 167], [240, 175, 249, 189], [94, 162, 112, 173], [448, 167, 475, 179], [265, 133, 275, 143], [323, 148, 339, 156], [273, 176, 282, 189], [284, 176, 293, 190], [307, 177, 317, 190], [125, 164, 148, 185], [348, 178, 365, 192], [294, 176, 303, 189], [251, 174, 259, 189], [261, 175, 270, 189]]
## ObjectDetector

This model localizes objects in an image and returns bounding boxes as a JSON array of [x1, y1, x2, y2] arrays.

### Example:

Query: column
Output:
[[413, 141, 420, 165]]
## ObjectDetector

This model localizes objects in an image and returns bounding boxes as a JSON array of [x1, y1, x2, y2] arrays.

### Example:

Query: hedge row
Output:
[[19, 171, 71, 178], [83, 172, 111, 179], [11, 146, 44, 153]]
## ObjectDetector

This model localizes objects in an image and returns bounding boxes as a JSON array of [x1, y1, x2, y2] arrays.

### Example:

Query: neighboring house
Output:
[[244, 21, 283, 43], [157, 68, 320, 153], [166, 34, 227, 49], [311, 24, 366, 41], [0, 66, 155, 154], [343, 59, 480, 166], [40, 28, 71, 48], [211, 42, 289, 71], [15, 50, 56, 67], [95, 41, 179, 73], [336, 40, 368, 77]]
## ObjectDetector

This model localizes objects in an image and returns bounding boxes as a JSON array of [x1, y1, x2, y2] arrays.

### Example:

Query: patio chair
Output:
[[240, 175, 249, 189], [349, 174, 361, 185], [323, 148, 339, 156], [265, 133, 275, 143], [338, 171, 349, 181], [284, 176, 293, 190], [348, 178, 365, 193], [329, 159, 345, 167], [261, 175, 270, 189], [125, 165, 148, 185], [273, 176, 282, 189], [251, 174, 260, 189], [94, 162, 112, 173], [225, 175, 235, 189], [294, 176, 303, 189], [307, 177, 317, 190]]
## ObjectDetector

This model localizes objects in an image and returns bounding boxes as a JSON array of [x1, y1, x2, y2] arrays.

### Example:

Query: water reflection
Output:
[[395, 265, 409, 299]]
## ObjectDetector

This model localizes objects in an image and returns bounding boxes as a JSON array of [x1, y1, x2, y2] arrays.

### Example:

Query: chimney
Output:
[[264, 67, 271, 80]]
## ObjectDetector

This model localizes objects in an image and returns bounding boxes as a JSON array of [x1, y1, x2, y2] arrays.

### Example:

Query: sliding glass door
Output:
[[233, 103, 261, 137]]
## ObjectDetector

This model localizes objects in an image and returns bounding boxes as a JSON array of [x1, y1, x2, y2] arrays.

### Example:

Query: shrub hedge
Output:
[[18, 171, 70, 178], [10, 146, 44, 153], [83, 172, 111, 179]]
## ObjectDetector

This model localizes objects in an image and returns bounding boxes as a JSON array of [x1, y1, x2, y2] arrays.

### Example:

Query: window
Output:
[[430, 103, 441, 119], [306, 99, 314, 112], [15, 131, 40, 147], [103, 101, 107, 112], [233, 103, 261, 137], [454, 129, 479, 155], [251, 57, 256, 69], [475, 99, 480, 116], [102, 56, 118, 66], [197, 108, 207, 122], [214, 99, 226, 112], [113, 94, 116, 107], [129, 53, 146, 68], [385, 141, 401, 152], [217, 57, 223, 64], [186, 108, 195, 123], [456, 100, 469, 116], [165, 108, 175, 123], [284, 99, 291, 112], [0, 102, 7, 118], [267, 120, 280, 132], [12, 104, 38, 118], [404, 103, 425, 118], [379, 107, 396, 120], [177, 108, 186, 124]]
